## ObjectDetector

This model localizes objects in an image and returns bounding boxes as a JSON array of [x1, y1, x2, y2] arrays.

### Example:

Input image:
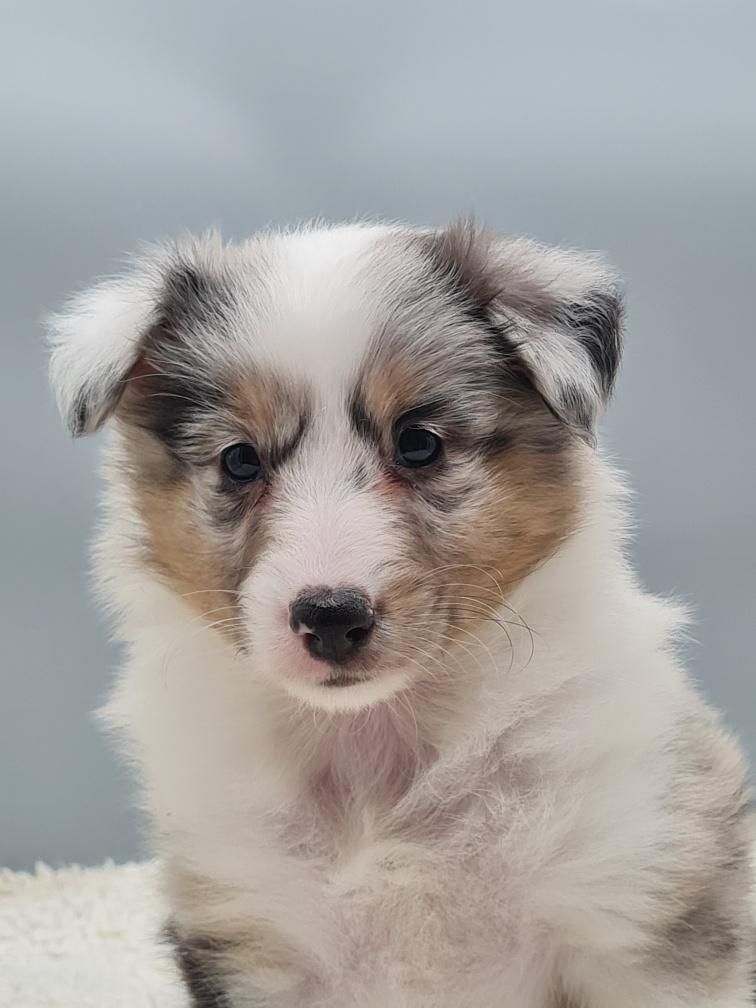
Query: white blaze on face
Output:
[[234, 226, 414, 705], [240, 406, 401, 701]]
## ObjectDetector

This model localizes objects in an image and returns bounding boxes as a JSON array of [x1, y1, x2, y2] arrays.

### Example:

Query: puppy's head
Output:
[[48, 222, 622, 710]]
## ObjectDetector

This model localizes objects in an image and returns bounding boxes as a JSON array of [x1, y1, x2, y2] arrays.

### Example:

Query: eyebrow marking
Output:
[[267, 412, 309, 469], [392, 399, 449, 433], [349, 392, 382, 445], [350, 392, 452, 445]]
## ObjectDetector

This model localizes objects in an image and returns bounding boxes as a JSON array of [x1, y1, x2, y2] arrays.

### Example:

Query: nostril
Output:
[[345, 625, 371, 646]]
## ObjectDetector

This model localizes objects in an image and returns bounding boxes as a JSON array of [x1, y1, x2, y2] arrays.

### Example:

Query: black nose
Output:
[[290, 587, 375, 665]]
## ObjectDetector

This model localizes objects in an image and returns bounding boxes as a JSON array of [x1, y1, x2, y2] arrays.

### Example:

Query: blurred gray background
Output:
[[1, 0, 754, 871]]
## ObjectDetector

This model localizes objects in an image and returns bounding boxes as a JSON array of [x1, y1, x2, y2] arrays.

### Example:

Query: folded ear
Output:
[[47, 267, 159, 436], [46, 237, 227, 436], [431, 221, 624, 437]]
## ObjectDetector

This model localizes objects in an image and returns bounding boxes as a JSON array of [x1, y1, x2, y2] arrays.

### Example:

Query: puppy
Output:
[[48, 221, 754, 1006]]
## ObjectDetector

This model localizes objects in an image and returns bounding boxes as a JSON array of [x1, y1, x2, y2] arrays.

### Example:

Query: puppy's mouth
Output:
[[320, 672, 367, 688]]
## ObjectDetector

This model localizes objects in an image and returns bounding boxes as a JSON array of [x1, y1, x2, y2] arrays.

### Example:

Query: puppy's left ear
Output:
[[432, 221, 625, 438]]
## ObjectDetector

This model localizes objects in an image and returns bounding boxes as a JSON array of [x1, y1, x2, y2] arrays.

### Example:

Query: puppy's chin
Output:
[[277, 668, 411, 712]]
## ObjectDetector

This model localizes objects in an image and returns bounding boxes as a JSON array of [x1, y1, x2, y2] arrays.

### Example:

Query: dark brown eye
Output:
[[221, 443, 262, 482], [396, 426, 442, 468]]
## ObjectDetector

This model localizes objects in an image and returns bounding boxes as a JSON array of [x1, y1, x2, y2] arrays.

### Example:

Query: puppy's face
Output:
[[49, 222, 622, 710]]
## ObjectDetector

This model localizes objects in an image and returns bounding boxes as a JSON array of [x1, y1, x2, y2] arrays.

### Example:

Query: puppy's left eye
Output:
[[396, 426, 442, 468], [221, 443, 263, 482]]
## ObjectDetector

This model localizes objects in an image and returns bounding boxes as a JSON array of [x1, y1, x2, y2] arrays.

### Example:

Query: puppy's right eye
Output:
[[221, 443, 263, 482]]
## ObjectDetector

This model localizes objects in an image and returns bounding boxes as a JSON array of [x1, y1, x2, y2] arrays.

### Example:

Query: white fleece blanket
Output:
[[0, 861, 188, 1008]]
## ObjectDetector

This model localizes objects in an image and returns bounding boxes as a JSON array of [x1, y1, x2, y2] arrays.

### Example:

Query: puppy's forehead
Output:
[[230, 224, 491, 421], [248, 225, 396, 387]]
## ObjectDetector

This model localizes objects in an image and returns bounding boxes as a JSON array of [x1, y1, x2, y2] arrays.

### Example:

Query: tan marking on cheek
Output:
[[120, 433, 263, 646], [447, 444, 580, 631], [135, 480, 245, 634], [370, 440, 578, 664]]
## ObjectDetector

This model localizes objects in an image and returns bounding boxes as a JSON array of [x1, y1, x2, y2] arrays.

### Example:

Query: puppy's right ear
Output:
[[47, 238, 228, 436], [47, 260, 169, 437]]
